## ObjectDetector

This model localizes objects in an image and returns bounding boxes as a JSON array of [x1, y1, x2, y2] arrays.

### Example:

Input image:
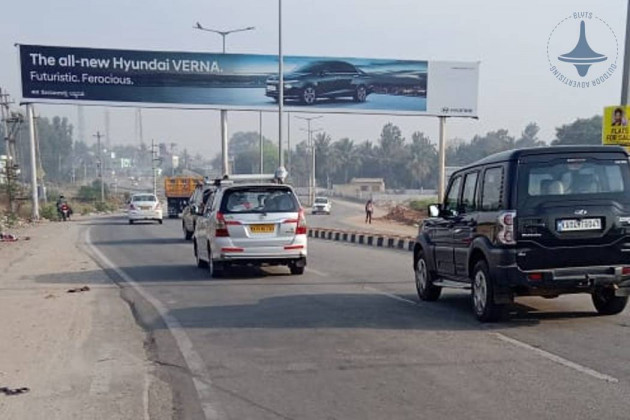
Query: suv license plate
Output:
[[250, 224, 275, 234], [267, 85, 277, 92], [557, 218, 601, 232]]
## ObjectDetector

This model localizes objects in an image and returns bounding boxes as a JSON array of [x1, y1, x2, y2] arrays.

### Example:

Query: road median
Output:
[[308, 226, 416, 252]]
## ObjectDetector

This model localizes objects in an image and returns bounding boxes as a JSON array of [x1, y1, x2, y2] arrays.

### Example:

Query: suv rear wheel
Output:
[[415, 250, 441, 301], [471, 260, 504, 322], [592, 287, 628, 315]]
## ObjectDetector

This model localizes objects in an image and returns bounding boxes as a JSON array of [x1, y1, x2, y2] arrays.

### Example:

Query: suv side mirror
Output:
[[428, 204, 441, 218]]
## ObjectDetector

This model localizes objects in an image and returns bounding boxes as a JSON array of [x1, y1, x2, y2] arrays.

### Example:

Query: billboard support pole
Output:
[[26, 103, 39, 220], [221, 110, 228, 176], [437, 116, 447, 203], [278, 0, 284, 169]]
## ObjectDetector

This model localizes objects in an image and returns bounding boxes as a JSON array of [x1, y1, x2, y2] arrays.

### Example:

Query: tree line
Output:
[[222, 115, 602, 190]]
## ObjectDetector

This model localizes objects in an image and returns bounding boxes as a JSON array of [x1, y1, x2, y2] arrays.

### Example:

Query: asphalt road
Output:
[[85, 215, 630, 420]]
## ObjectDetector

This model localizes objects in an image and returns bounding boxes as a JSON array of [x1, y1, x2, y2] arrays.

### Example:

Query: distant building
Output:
[[333, 177, 385, 198]]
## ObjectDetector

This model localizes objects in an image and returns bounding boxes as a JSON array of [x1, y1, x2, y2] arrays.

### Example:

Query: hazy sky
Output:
[[0, 0, 627, 158]]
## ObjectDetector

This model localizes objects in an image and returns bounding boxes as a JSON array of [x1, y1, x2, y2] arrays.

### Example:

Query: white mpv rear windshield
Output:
[[220, 187, 299, 214]]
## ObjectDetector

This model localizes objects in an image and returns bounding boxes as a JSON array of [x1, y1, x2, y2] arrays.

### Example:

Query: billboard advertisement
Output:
[[19, 44, 479, 117], [603, 105, 630, 150]]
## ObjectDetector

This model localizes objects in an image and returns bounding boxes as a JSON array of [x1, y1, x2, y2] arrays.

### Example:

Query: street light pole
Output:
[[278, 0, 284, 169], [193, 22, 255, 176]]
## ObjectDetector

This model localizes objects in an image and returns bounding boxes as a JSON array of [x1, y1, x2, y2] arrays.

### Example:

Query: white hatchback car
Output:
[[128, 193, 163, 224], [311, 196, 332, 215], [194, 183, 307, 277]]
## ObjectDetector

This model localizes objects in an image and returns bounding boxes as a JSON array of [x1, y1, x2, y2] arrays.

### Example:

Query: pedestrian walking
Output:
[[365, 199, 374, 224]]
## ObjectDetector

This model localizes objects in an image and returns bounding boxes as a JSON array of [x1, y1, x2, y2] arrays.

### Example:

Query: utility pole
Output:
[[287, 112, 291, 174], [94, 131, 105, 202], [437, 117, 447, 202], [151, 139, 160, 196], [0, 89, 14, 212], [259, 111, 264, 174], [296, 115, 323, 205]]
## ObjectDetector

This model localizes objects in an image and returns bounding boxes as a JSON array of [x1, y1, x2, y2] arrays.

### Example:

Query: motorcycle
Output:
[[59, 203, 71, 221]]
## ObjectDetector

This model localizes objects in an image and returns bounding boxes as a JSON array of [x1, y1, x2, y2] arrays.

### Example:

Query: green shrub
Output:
[[408, 198, 437, 212], [94, 201, 116, 213], [40, 203, 59, 221]]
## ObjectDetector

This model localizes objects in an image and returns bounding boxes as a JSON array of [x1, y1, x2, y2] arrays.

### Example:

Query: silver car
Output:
[[194, 183, 307, 277]]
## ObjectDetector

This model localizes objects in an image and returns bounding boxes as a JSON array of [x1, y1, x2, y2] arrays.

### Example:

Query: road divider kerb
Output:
[[308, 227, 416, 252]]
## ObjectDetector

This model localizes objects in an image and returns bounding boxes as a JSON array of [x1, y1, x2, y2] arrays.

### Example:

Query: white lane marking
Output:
[[363, 285, 421, 306], [494, 332, 619, 384], [362, 283, 619, 384], [306, 268, 329, 277], [85, 228, 222, 420], [143, 373, 151, 420]]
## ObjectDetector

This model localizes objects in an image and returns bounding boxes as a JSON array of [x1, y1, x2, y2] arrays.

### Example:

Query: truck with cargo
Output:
[[164, 176, 202, 218]]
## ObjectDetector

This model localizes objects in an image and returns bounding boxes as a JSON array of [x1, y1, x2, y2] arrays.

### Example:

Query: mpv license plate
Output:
[[250, 224, 275, 234], [267, 85, 277, 92], [557, 218, 601, 232], [140, 206, 151, 210]]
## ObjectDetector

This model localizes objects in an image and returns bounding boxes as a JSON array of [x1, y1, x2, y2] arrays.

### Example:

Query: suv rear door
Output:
[[516, 151, 630, 270]]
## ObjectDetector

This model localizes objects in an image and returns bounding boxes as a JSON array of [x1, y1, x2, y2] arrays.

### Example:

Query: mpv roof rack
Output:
[[212, 167, 289, 186]]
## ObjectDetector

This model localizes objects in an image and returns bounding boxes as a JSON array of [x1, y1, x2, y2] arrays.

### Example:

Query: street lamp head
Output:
[[194, 22, 203, 29]]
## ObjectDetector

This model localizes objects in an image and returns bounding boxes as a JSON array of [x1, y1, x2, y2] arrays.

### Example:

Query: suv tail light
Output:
[[296, 209, 307, 235], [216, 212, 230, 237], [497, 210, 516, 245]]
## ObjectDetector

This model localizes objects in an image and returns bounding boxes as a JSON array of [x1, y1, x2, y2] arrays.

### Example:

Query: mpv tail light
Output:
[[497, 210, 517, 245], [216, 212, 230, 237], [296, 209, 307, 235]]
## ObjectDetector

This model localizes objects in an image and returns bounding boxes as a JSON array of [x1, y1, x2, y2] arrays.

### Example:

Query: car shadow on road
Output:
[[151, 293, 485, 332], [34, 267, 603, 328], [90, 237, 186, 246]]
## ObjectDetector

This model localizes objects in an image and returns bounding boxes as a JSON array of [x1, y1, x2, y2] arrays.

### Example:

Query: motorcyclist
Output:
[[56, 195, 73, 219]]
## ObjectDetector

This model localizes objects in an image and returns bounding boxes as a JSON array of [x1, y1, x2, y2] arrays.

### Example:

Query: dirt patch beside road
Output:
[[0, 218, 172, 420]]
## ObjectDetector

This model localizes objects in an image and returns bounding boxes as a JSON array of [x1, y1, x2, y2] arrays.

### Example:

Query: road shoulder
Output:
[[0, 218, 172, 420]]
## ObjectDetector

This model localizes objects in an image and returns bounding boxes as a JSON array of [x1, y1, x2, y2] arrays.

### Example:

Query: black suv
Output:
[[265, 60, 372, 105], [414, 146, 630, 322]]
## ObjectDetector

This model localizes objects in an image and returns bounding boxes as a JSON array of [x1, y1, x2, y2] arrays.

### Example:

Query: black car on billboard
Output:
[[266, 60, 373, 105]]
